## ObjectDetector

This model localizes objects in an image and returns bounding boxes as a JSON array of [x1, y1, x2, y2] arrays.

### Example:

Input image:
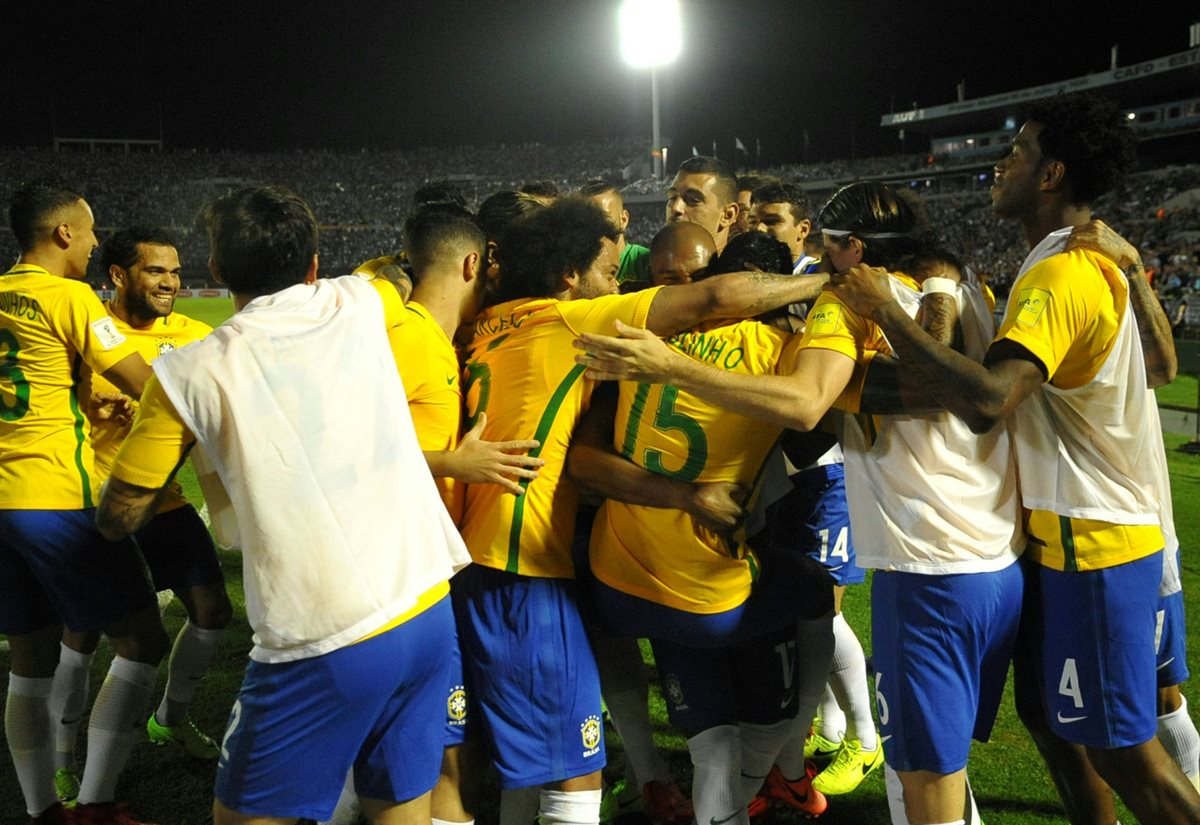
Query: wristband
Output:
[[921, 277, 957, 296]]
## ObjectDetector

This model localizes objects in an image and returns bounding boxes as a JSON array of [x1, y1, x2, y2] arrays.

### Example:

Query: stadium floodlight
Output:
[[619, 0, 682, 180]]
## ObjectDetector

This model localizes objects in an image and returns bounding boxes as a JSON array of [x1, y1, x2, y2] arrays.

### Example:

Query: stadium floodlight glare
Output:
[[619, 0, 682, 181], [619, 0, 682, 68]]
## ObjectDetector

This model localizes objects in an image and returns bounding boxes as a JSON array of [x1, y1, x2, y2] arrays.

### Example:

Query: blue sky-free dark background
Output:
[[2, 1, 1195, 162]]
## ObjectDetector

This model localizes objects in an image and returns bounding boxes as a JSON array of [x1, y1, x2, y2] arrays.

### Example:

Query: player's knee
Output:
[[191, 588, 234, 630]]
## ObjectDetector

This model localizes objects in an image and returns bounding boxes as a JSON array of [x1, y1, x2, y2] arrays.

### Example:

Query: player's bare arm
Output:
[[834, 265, 1044, 433], [574, 321, 854, 431], [423, 411, 543, 496], [1066, 219, 1178, 387], [643, 269, 828, 336], [566, 392, 747, 532], [100, 351, 153, 399], [96, 476, 168, 540]]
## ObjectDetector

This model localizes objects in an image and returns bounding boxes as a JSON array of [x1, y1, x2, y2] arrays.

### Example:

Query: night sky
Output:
[[3, 1, 1196, 163]]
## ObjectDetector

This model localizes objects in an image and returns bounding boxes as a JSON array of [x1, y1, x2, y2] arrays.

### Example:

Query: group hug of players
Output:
[[2, 91, 1200, 825]]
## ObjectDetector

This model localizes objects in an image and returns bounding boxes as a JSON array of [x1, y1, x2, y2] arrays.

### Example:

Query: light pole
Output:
[[619, 0, 682, 181]]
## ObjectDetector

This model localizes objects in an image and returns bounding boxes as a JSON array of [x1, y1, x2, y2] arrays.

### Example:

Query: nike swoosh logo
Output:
[[880, 734, 892, 743], [1158, 657, 1176, 671], [1056, 712, 1087, 724], [826, 565, 844, 571], [60, 717, 81, 726], [711, 813, 741, 825], [780, 694, 794, 709], [446, 376, 457, 385]]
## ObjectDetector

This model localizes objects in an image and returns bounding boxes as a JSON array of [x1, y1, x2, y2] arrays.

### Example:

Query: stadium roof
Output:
[[880, 46, 1200, 135]]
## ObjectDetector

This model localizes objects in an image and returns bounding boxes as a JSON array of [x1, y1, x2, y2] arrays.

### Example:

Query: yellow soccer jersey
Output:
[[0, 265, 139, 509], [590, 319, 801, 614], [460, 288, 661, 579], [389, 301, 465, 524], [89, 308, 212, 512], [996, 249, 1161, 570]]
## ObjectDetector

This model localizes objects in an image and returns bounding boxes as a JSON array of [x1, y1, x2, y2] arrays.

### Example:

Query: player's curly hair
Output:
[[707, 230, 793, 277], [1028, 93, 1136, 205], [817, 181, 929, 269], [494, 197, 619, 302], [100, 225, 179, 273]]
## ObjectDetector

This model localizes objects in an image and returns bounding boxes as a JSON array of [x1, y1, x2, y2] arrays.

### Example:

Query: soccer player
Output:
[[750, 182, 818, 275], [648, 222, 716, 287], [665, 157, 740, 254], [831, 93, 1200, 824], [579, 180, 650, 284], [95, 185, 471, 825], [1, 181, 165, 825], [569, 231, 836, 825], [732, 175, 777, 239], [455, 197, 827, 825], [575, 182, 1025, 825], [49, 227, 232, 803]]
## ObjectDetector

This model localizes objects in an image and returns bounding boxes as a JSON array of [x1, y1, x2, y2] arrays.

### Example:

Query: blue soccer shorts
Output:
[[1156, 549, 1190, 689], [759, 463, 865, 586], [871, 562, 1023, 773]]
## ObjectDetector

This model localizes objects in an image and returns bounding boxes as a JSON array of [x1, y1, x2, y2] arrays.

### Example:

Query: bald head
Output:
[[649, 221, 716, 286]]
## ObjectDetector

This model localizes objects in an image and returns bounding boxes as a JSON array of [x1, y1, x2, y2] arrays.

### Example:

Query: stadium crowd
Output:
[[3, 92, 1200, 825]]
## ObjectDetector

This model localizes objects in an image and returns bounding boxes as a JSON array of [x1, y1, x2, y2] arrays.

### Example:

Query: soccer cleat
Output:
[[72, 803, 158, 825], [55, 765, 82, 803], [760, 765, 828, 818], [803, 730, 843, 764], [600, 778, 641, 823], [31, 802, 74, 825], [145, 714, 221, 759], [641, 780, 693, 825], [811, 738, 884, 795]]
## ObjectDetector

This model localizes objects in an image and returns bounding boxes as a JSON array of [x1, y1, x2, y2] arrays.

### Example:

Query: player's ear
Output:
[[109, 265, 126, 288], [620, 209, 630, 232], [53, 222, 72, 249], [797, 218, 812, 241], [304, 254, 319, 285], [208, 258, 225, 285], [463, 251, 481, 282], [1040, 159, 1066, 193]]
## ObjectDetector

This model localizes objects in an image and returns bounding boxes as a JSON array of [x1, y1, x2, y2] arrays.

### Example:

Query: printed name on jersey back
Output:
[[0, 291, 44, 321], [667, 329, 745, 370], [473, 308, 531, 337]]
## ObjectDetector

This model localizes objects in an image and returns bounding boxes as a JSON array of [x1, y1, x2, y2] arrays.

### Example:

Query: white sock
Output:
[[965, 772, 982, 824], [538, 789, 602, 825], [814, 683, 846, 741], [433, 819, 474, 825], [776, 614, 836, 779], [688, 725, 746, 825], [77, 657, 157, 805], [604, 686, 670, 788], [1158, 696, 1200, 788], [829, 612, 876, 751], [156, 621, 223, 726], [49, 643, 93, 770], [884, 765, 911, 825], [500, 787, 541, 825], [738, 718, 794, 803], [6, 674, 57, 816]]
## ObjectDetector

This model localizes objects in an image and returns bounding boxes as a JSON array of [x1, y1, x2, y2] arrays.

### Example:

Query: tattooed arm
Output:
[[96, 477, 168, 540], [644, 269, 828, 336]]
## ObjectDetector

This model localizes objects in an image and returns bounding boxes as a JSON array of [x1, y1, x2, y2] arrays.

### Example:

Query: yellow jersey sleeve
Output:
[[364, 274, 409, 330], [90, 312, 212, 511], [109, 375, 196, 490], [994, 250, 1125, 390], [555, 287, 662, 336]]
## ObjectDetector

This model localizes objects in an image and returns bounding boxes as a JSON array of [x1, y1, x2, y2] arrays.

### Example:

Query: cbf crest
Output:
[[446, 685, 467, 726], [580, 714, 602, 758], [156, 340, 177, 357]]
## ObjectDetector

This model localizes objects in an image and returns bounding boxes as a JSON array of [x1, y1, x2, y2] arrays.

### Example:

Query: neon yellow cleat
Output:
[[145, 714, 220, 759], [811, 738, 884, 795]]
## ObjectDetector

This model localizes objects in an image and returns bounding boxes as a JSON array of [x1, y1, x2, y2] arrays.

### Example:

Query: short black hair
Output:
[[8, 179, 83, 251], [100, 225, 179, 273], [736, 174, 778, 194], [494, 197, 619, 303], [578, 178, 620, 199], [518, 180, 562, 200], [751, 181, 812, 223], [675, 156, 738, 205], [412, 179, 468, 210], [403, 204, 485, 280], [203, 185, 318, 296], [476, 190, 545, 243], [1028, 93, 1137, 205], [707, 231, 793, 277]]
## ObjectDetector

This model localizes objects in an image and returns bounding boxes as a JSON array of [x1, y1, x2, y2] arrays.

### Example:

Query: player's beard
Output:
[[125, 288, 173, 324]]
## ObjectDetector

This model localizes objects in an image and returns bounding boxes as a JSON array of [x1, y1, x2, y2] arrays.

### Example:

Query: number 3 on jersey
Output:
[[0, 328, 31, 421]]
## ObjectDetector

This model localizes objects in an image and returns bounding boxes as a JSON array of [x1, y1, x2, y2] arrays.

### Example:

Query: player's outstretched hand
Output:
[[88, 391, 136, 428], [830, 264, 894, 318], [688, 481, 749, 533], [573, 319, 680, 384], [452, 412, 543, 496], [1067, 219, 1141, 271]]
